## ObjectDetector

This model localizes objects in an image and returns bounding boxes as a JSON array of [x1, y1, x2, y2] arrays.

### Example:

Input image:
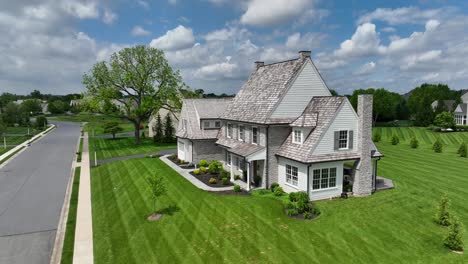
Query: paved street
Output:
[[0, 121, 81, 264]]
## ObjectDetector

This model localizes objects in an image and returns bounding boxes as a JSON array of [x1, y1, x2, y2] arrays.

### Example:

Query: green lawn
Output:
[[89, 136, 176, 161], [374, 127, 468, 146], [61, 167, 81, 264], [4, 126, 42, 135], [91, 128, 468, 263]]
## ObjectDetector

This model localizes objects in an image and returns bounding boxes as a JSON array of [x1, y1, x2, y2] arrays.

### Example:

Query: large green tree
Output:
[[21, 99, 42, 114], [349, 88, 402, 124], [83, 45, 185, 144]]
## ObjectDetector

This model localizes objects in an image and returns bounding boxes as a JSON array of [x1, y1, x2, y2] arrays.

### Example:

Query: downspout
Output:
[[373, 157, 381, 192], [307, 164, 311, 199], [265, 125, 269, 189]]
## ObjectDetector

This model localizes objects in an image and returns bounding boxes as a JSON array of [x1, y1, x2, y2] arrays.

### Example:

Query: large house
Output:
[[176, 51, 383, 200], [454, 92, 468, 125]]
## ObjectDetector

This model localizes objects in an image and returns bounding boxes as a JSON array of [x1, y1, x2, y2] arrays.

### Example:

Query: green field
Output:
[[89, 137, 176, 161], [61, 167, 81, 264], [91, 128, 468, 263]]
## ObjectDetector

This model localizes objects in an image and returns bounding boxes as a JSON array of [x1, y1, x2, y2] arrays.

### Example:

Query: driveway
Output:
[[0, 121, 81, 264]]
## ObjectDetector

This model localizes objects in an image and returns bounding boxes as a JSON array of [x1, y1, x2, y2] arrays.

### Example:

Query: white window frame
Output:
[[238, 158, 244, 172], [226, 152, 231, 166], [227, 123, 233, 138], [338, 130, 349, 150], [312, 167, 337, 191], [204, 121, 210, 129], [215, 121, 221, 128], [286, 164, 298, 187], [252, 127, 258, 145], [292, 129, 303, 144], [238, 125, 245, 142]]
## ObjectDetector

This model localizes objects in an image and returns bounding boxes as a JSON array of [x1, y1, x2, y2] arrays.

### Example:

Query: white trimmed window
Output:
[[238, 125, 245, 141], [227, 123, 233, 138], [338, 130, 348, 149], [312, 167, 337, 190], [226, 152, 231, 166], [286, 164, 298, 186], [204, 121, 210, 129], [252, 127, 258, 144], [293, 129, 303, 144], [215, 121, 221, 128]]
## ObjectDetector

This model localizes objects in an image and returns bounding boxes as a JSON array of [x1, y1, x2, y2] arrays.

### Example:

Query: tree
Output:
[[146, 174, 166, 215], [103, 122, 124, 139], [372, 131, 381, 142], [153, 113, 163, 143], [2, 102, 20, 125], [435, 99, 448, 114], [391, 135, 399, 145], [0, 119, 5, 135], [164, 114, 175, 142], [349, 88, 402, 125], [0, 93, 16, 111], [444, 216, 464, 251], [21, 99, 42, 114], [435, 194, 451, 226], [48, 100, 67, 114], [410, 137, 419, 149], [83, 45, 185, 144], [35, 116, 48, 129], [30, 90, 42, 99], [458, 143, 467, 158], [433, 138, 443, 153], [434, 112, 455, 129]]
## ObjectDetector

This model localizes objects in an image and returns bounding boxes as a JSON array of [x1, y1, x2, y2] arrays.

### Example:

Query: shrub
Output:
[[169, 153, 177, 160], [313, 207, 321, 216], [372, 131, 381, 142], [287, 208, 298, 216], [208, 160, 223, 174], [444, 216, 464, 251], [391, 135, 399, 145], [200, 166, 207, 174], [198, 160, 209, 167], [435, 194, 451, 226], [458, 143, 467, 158], [434, 111, 455, 129], [233, 184, 241, 192], [270, 182, 280, 192], [222, 177, 229, 185], [296, 192, 310, 213], [289, 192, 299, 202], [220, 169, 230, 179], [285, 202, 295, 210], [274, 186, 284, 196], [209, 178, 217, 184], [254, 176, 261, 187], [304, 212, 312, 219], [256, 189, 270, 195], [433, 138, 443, 153], [234, 174, 241, 180], [410, 137, 419, 149], [193, 169, 200, 175], [35, 115, 48, 129]]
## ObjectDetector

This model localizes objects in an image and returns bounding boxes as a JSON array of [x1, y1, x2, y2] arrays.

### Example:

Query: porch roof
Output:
[[216, 137, 265, 157]]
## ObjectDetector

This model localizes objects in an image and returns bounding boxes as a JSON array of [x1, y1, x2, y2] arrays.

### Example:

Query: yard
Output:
[[91, 127, 468, 263]]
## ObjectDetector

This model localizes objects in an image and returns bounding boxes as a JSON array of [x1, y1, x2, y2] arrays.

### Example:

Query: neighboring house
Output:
[[454, 92, 468, 125], [14, 99, 49, 114], [148, 108, 180, 138], [431, 100, 455, 112], [176, 51, 383, 201], [70, 99, 84, 107], [176, 98, 232, 163]]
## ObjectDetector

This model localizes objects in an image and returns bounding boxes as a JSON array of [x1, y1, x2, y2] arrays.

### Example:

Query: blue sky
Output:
[[2, 0, 468, 95]]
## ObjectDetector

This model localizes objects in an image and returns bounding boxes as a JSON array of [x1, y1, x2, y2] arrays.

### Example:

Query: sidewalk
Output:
[[73, 133, 94, 264]]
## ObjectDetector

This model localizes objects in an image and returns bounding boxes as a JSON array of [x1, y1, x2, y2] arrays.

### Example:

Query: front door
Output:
[[252, 160, 264, 186], [178, 141, 185, 161]]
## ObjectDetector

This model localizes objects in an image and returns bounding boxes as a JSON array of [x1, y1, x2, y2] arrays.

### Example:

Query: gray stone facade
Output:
[[266, 125, 291, 187], [192, 140, 223, 164], [353, 94, 373, 196]]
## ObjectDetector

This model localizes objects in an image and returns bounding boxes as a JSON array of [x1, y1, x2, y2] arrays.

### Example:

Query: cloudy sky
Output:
[[1, 0, 468, 95]]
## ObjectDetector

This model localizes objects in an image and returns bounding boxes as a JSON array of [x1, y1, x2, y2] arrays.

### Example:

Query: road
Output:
[[0, 121, 81, 264]]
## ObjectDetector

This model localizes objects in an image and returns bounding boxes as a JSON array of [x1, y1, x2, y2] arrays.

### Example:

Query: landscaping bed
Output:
[[189, 171, 233, 187], [167, 154, 195, 169]]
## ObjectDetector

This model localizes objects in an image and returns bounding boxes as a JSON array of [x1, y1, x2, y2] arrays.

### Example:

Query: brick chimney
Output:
[[255, 61, 264, 70], [299, 51, 311, 60], [353, 94, 373, 196]]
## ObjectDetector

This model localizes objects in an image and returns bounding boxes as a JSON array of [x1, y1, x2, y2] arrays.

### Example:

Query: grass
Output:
[[374, 127, 468, 146], [77, 138, 83, 162], [91, 128, 468, 263], [89, 136, 175, 161], [4, 126, 42, 135], [61, 167, 81, 264], [0, 146, 25, 165]]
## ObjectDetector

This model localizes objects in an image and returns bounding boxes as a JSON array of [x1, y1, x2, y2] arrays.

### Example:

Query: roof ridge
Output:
[[260, 58, 299, 67]]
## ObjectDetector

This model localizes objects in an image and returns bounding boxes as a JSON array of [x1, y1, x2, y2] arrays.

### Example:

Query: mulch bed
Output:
[[189, 171, 234, 187], [286, 210, 321, 220], [167, 156, 195, 169], [209, 189, 250, 196]]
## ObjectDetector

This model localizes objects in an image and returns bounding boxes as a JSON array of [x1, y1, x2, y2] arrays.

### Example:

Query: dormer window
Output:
[[215, 121, 221, 128], [293, 129, 303, 144], [252, 127, 258, 144], [238, 125, 245, 141], [227, 123, 233, 138], [204, 121, 210, 129], [338, 130, 348, 149]]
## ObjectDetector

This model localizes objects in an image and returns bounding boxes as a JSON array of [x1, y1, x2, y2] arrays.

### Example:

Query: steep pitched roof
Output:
[[221, 57, 306, 124], [176, 98, 232, 140], [454, 103, 467, 114], [216, 137, 265, 157]]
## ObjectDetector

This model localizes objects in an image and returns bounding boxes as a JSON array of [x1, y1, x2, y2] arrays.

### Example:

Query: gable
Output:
[[312, 100, 358, 155], [454, 104, 463, 113], [270, 60, 331, 119], [462, 92, 468, 104]]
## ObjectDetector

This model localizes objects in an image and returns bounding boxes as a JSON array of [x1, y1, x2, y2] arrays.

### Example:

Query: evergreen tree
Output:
[[391, 134, 400, 145], [410, 137, 419, 149], [372, 131, 381, 142], [444, 216, 464, 251], [164, 114, 174, 143], [433, 138, 443, 153], [435, 194, 451, 226], [457, 142, 467, 158], [154, 114, 163, 143]]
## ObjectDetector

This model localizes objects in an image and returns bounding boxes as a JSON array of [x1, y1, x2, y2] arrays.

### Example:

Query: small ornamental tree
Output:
[[410, 137, 419, 149], [435, 194, 451, 226], [434, 111, 455, 129], [433, 138, 443, 153], [372, 131, 381, 142], [146, 174, 166, 215], [153, 113, 163, 143], [164, 114, 175, 143], [35, 115, 48, 129], [103, 122, 124, 139], [391, 135, 400, 145], [457, 142, 467, 158], [444, 216, 464, 252]]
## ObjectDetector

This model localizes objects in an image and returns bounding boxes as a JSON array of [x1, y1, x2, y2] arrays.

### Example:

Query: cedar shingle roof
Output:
[[216, 137, 265, 157], [176, 98, 231, 140], [221, 57, 306, 124]]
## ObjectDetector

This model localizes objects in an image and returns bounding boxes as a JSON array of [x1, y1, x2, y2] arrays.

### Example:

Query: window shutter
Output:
[[348, 130, 354, 149], [334, 131, 339, 150]]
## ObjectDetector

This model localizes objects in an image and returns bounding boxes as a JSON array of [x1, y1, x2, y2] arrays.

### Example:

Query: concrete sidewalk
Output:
[[73, 133, 94, 264]]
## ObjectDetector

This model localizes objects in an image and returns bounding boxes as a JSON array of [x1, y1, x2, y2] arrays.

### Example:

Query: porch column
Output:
[[247, 161, 251, 191], [230, 153, 234, 182]]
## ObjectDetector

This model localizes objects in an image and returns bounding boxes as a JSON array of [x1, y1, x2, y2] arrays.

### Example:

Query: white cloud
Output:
[[168, 0, 177, 5], [102, 9, 117, 24], [334, 23, 383, 58], [353, 61, 376, 75], [285, 32, 326, 51], [240, 0, 312, 27], [136, 0, 150, 10], [131, 25, 151, 36], [357, 6, 453, 25], [61, 1, 99, 19], [425, 19, 440, 31], [150, 25, 195, 51], [382, 27, 396, 33], [194, 61, 238, 80]]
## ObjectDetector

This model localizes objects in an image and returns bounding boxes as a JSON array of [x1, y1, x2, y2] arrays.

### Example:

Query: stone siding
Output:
[[267, 125, 291, 187]]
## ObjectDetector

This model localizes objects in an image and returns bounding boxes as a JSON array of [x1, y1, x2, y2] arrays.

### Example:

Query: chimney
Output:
[[255, 61, 264, 70], [353, 94, 373, 196], [299, 50, 311, 60]]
